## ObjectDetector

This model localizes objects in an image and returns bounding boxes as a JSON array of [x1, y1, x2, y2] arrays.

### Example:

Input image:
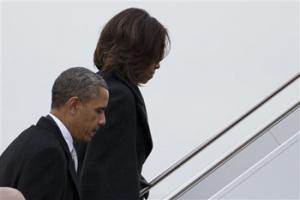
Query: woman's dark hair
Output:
[[94, 7, 170, 84]]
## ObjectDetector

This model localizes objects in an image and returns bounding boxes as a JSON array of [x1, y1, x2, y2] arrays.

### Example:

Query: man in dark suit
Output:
[[0, 67, 109, 200]]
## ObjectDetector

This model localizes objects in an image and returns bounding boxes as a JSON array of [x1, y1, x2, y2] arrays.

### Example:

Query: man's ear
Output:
[[66, 96, 80, 115]]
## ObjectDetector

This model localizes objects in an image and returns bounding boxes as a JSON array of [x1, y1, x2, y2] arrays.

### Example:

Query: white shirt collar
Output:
[[49, 113, 74, 153]]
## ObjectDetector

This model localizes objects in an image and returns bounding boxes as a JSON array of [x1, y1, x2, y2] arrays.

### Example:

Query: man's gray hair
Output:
[[51, 67, 108, 108]]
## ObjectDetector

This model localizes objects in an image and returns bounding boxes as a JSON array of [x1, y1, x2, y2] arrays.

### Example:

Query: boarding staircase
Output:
[[140, 73, 300, 200]]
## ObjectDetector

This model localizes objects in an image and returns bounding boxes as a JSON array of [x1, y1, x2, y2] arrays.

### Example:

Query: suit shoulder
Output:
[[25, 125, 62, 148], [0, 125, 66, 184], [2, 124, 64, 161]]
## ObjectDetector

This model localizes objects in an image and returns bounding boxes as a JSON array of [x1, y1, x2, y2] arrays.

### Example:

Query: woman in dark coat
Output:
[[79, 7, 170, 200]]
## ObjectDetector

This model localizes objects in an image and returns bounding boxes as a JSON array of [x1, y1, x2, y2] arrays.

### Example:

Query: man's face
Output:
[[72, 87, 109, 142]]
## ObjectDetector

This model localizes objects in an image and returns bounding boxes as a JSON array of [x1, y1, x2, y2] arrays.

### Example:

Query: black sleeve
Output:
[[140, 175, 150, 199], [17, 148, 66, 200], [80, 84, 140, 200]]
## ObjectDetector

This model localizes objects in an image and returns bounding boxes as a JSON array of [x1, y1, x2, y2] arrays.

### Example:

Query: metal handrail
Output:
[[140, 72, 300, 197], [169, 100, 300, 199]]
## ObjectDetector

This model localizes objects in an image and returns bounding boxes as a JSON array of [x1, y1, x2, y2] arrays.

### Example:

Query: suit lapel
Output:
[[112, 72, 148, 117], [38, 116, 80, 197], [67, 160, 80, 197], [111, 72, 153, 155]]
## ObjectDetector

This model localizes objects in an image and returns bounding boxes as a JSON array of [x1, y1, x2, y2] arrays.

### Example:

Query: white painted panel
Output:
[[211, 132, 300, 200], [168, 104, 299, 200], [271, 106, 300, 144], [175, 126, 279, 199]]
